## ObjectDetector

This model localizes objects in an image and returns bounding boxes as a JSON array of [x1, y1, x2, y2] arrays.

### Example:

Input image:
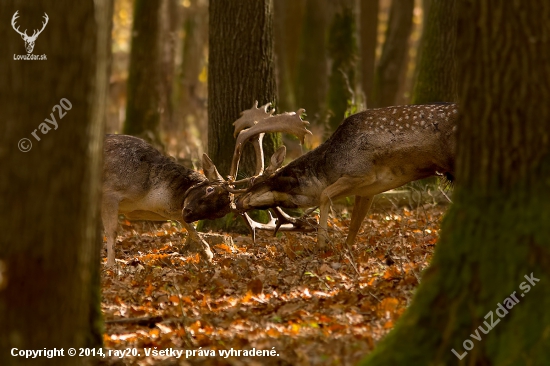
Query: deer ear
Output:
[[270, 146, 286, 169], [202, 154, 224, 183]]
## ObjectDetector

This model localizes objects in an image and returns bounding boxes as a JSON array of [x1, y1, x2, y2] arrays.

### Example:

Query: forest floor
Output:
[[99, 198, 449, 366]]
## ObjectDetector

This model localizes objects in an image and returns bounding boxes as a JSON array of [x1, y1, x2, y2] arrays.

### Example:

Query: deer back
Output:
[[103, 134, 230, 221], [236, 103, 457, 210]]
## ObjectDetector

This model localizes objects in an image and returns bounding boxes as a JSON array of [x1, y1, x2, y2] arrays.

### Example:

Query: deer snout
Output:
[[182, 205, 196, 222]]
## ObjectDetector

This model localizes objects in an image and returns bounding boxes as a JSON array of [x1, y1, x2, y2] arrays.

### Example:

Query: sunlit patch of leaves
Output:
[[99, 202, 449, 365]]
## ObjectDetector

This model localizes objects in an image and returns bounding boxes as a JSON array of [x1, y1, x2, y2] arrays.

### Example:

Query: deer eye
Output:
[[206, 186, 215, 194]]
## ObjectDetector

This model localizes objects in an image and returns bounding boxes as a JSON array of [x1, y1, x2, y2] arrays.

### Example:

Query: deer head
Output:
[[182, 154, 232, 223], [181, 102, 312, 235], [12, 11, 49, 54]]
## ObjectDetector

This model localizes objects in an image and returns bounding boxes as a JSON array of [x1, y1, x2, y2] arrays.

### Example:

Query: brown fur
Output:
[[102, 134, 231, 266], [235, 104, 457, 248]]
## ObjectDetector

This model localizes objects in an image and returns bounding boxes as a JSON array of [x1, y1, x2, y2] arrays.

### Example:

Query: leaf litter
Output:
[[100, 201, 448, 365]]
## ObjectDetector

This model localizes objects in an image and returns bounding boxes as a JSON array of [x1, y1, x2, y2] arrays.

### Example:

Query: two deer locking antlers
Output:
[[183, 101, 458, 251]]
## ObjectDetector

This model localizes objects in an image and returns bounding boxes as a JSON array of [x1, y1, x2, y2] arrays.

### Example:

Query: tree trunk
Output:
[[208, 0, 278, 179], [295, 0, 330, 126], [361, 1, 550, 364], [173, 0, 208, 163], [273, 0, 306, 113], [0, 0, 108, 363], [326, 0, 359, 134], [159, 0, 180, 138], [123, 0, 163, 147], [412, 0, 458, 104], [359, 0, 380, 107], [371, 0, 414, 108]]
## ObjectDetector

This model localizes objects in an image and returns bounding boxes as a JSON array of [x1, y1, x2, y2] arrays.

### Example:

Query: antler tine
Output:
[[11, 11, 27, 37], [33, 13, 49, 38], [240, 210, 316, 243], [233, 101, 274, 137], [229, 102, 275, 180], [229, 108, 311, 180]]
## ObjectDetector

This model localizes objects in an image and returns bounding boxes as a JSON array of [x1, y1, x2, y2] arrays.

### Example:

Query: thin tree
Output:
[[326, 0, 358, 134], [273, 0, 306, 113], [0, 0, 109, 363], [412, 0, 457, 104], [295, 0, 329, 126], [359, 0, 380, 107], [123, 0, 163, 147], [361, 1, 550, 364], [208, 0, 278, 178], [371, 0, 414, 108]]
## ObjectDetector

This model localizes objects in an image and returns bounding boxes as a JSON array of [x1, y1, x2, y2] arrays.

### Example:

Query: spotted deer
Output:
[[102, 134, 231, 266], [183, 103, 457, 249]]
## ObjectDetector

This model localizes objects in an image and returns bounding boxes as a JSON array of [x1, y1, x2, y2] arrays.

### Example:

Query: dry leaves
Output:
[[99, 202, 448, 365]]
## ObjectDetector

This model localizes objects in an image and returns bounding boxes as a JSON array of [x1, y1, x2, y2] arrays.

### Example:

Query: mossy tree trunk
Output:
[[361, 1, 550, 364], [123, 0, 163, 147], [359, 0, 380, 107], [0, 0, 108, 363], [326, 0, 358, 134], [412, 0, 458, 104], [371, 0, 414, 108], [208, 0, 278, 179]]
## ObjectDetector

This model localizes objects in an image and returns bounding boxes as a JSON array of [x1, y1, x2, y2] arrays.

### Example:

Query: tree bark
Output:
[[123, 0, 163, 147], [208, 0, 278, 178], [0, 0, 108, 363], [361, 1, 550, 364], [371, 0, 414, 108], [273, 0, 306, 113], [295, 0, 330, 126], [359, 0, 380, 107], [326, 0, 359, 134], [412, 0, 458, 104]]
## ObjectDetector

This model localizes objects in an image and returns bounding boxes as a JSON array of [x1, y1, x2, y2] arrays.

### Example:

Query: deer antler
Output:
[[229, 108, 311, 180], [240, 209, 316, 243], [30, 13, 49, 40], [11, 11, 27, 38], [229, 101, 275, 180]]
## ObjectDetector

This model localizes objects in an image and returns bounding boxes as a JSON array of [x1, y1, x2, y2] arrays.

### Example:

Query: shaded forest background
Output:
[[109, 0, 427, 167]]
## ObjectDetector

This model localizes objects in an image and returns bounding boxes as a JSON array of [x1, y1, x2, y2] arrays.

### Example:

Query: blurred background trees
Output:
[[108, 0, 429, 166]]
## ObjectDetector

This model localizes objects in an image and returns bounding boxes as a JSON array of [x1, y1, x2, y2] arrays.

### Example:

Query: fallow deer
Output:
[[102, 134, 231, 266], [183, 103, 457, 250]]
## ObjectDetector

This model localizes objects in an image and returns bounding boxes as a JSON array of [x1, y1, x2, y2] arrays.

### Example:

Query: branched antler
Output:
[[229, 106, 311, 180]]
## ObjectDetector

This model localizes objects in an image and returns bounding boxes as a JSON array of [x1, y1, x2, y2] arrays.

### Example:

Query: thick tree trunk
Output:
[[361, 1, 550, 365], [123, 0, 163, 147], [412, 0, 457, 104], [0, 0, 108, 363], [359, 0, 380, 107], [295, 0, 329, 126], [326, 0, 358, 134], [371, 0, 414, 108], [208, 0, 278, 178]]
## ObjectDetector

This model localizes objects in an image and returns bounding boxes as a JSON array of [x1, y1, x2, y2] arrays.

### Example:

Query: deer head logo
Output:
[[11, 11, 49, 54]]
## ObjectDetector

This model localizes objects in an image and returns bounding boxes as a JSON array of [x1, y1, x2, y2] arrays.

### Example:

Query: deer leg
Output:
[[181, 221, 213, 262], [319, 176, 377, 249], [318, 178, 358, 249], [101, 195, 120, 267], [345, 195, 373, 247]]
